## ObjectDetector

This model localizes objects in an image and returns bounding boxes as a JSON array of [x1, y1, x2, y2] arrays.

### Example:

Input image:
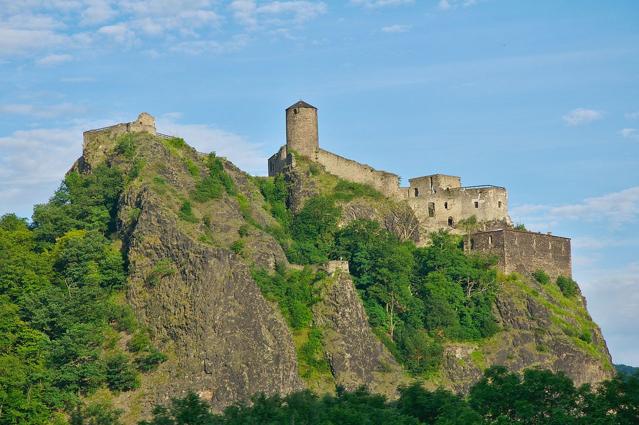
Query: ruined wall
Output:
[[268, 145, 293, 177], [82, 113, 157, 170], [408, 174, 461, 197], [405, 185, 510, 241], [457, 186, 510, 223], [469, 229, 572, 279], [316, 148, 401, 198]]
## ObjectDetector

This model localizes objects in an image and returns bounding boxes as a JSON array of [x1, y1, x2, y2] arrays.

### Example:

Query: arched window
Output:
[[448, 216, 454, 226], [414, 188, 419, 197]]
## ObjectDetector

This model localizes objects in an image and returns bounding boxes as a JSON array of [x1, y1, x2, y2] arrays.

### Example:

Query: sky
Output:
[[0, 0, 638, 365]]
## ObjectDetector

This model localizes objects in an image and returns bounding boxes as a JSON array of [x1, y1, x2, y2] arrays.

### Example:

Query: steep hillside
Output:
[[0, 128, 614, 424], [75, 130, 410, 422]]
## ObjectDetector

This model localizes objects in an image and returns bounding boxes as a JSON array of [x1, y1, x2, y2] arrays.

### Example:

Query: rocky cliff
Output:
[[73, 128, 613, 422]]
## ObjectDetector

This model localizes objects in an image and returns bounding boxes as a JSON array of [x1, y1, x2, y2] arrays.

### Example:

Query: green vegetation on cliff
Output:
[[0, 137, 166, 424], [139, 367, 639, 425]]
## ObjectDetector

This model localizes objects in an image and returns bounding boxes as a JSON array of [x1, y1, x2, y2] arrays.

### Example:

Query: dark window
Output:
[[498, 201, 502, 208], [444, 201, 448, 209], [294, 108, 298, 114], [428, 202, 435, 217], [474, 201, 479, 208], [470, 238, 475, 249], [447, 216, 454, 226], [414, 188, 419, 197]]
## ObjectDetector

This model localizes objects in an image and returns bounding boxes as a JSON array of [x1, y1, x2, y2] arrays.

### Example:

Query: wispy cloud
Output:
[[36, 53, 73, 66], [230, 0, 327, 30], [381, 24, 411, 33], [157, 114, 267, 175], [578, 262, 639, 365], [351, 0, 414, 7], [0, 102, 86, 118], [619, 128, 639, 140], [438, 0, 477, 11], [562, 108, 603, 126], [625, 111, 639, 120], [511, 186, 639, 230]]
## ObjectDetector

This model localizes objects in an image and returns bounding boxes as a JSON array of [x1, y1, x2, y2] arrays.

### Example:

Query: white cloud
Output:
[[0, 28, 68, 55], [230, 0, 326, 30], [512, 186, 639, 230], [36, 53, 73, 66], [98, 22, 136, 44], [351, 0, 414, 7], [157, 115, 267, 175], [0, 114, 268, 218], [620, 128, 638, 140], [0, 102, 86, 118], [625, 111, 639, 120], [438, 0, 477, 10], [562, 108, 603, 126], [381, 24, 411, 33], [578, 262, 639, 365]]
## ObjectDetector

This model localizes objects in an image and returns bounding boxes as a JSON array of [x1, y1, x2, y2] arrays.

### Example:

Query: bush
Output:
[[230, 239, 245, 255], [238, 224, 249, 237], [178, 201, 198, 223], [105, 354, 139, 392], [135, 349, 168, 372], [532, 269, 550, 285], [556, 275, 579, 297]]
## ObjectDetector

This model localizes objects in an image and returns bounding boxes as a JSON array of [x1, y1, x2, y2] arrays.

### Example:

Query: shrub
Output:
[[105, 354, 139, 392], [147, 259, 176, 287], [135, 349, 168, 372], [532, 269, 550, 285], [178, 201, 198, 223], [231, 239, 245, 255], [115, 134, 136, 159], [238, 224, 249, 237], [556, 275, 579, 297], [183, 158, 199, 177]]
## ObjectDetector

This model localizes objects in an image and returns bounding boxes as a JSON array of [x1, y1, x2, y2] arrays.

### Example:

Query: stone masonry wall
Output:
[[268, 145, 293, 177], [469, 229, 572, 279], [286, 106, 318, 158], [315, 148, 401, 198]]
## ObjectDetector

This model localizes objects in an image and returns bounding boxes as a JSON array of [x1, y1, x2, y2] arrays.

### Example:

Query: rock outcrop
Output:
[[313, 270, 409, 395]]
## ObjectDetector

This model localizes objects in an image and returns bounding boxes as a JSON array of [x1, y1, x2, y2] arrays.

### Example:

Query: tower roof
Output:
[[286, 100, 317, 110]]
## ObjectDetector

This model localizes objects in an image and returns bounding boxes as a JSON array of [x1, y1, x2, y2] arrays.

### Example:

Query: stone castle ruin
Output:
[[269, 101, 572, 279]]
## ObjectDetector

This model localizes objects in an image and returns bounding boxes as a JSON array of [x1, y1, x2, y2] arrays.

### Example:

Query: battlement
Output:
[[467, 229, 572, 279]]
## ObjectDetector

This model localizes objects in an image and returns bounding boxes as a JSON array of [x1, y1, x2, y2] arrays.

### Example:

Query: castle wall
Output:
[[82, 113, 157, 171], [469, 229, 572, 279], [315, 148, 401, 198], [457, 186, 510, 223], [268, 145, 293, 177], [405, 185, 510, 239], [286, 106, 318, 158]]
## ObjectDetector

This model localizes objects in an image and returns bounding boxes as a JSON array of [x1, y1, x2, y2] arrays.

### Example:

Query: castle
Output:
[[269, 101, 572, 279], [79, 106, 572, 281]]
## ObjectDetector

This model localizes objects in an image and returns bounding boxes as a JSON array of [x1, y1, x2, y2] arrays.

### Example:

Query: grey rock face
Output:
[[313, 271, 408, 395], [121, 187, 304, 411]]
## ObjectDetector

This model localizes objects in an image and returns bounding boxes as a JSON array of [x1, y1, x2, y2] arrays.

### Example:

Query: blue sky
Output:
[[1, 0, 638, 365]]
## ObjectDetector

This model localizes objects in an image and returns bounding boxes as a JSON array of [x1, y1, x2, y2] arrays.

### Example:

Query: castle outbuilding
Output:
[[269, 100, 572, 278]]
